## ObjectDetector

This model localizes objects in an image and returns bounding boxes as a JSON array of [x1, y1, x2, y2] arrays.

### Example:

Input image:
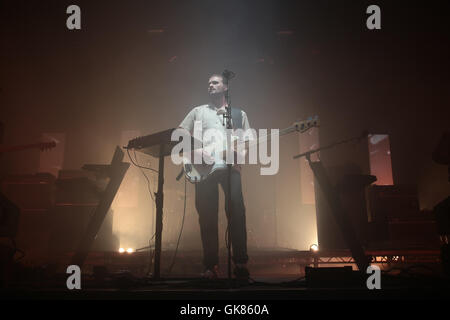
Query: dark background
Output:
[[1, 0, 449, 249]]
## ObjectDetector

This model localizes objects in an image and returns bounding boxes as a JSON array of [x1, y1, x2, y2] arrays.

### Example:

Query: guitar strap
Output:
[[231, 107, 243, 129]]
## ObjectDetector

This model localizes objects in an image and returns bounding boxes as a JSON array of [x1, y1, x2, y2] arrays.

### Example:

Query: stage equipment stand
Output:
[[126, 129, 202, 280], [222, 69, 235, 281], [293, 132, 371, 272], [71, 146, 130, 267]]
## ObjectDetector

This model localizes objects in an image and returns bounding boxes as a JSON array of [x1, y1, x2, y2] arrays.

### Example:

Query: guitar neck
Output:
[[239, 124, 299, 150], [0, 143, 50, 153], [216, 117, 318, 158]]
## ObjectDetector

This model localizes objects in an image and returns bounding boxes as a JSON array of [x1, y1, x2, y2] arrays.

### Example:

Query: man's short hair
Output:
[[209, 73, 228, 86]]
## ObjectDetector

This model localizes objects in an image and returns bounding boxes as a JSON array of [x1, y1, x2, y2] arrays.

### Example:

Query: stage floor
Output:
[[2, 276, 450, 300], [37, 246, 444, 277], [2, 246, 449, 300]]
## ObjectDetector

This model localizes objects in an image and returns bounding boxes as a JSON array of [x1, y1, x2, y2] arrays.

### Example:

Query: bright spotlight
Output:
[[119, 248, 125, 253], [127, 248, 134, 254], [310, 244, 319, 252]]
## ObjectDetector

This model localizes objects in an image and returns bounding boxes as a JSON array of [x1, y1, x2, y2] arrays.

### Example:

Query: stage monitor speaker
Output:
[[305, 266, 363, 288]]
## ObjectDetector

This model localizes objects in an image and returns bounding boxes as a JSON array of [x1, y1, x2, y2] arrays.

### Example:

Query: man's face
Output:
[[208, 76, 227, 96]]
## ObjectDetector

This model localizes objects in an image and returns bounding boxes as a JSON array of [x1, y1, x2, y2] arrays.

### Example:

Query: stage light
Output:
[[127, 248, 134, 253], [119, 248, 125, 253], [310, 244, 319, 252]]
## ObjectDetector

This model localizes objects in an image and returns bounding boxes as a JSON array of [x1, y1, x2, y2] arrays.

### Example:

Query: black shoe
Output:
[[233, 264, 250, 281], [202, 265, 220, 280]]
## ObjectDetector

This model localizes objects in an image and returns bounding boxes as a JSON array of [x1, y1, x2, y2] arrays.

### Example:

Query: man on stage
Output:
[[178, 73, 252, 280]]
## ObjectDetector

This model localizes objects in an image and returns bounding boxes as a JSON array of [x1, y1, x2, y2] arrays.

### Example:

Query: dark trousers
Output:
[[195, 169, 248, 269]]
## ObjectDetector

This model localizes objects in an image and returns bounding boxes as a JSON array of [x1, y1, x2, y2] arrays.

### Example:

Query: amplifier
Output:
[[1, 173, 55, 210], [55, 170, 100, 205], [14, 209, 51, 262], [367, 185, 420, 222], [388, 216, 440, 247]]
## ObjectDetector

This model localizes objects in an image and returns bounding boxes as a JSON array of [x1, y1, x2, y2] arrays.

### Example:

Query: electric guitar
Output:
[[182, 116, 319, 183], [0, 141, 56, 153]]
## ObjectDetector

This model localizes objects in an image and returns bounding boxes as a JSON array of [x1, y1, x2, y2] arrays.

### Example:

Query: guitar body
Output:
[[182, 158, 227, 183]]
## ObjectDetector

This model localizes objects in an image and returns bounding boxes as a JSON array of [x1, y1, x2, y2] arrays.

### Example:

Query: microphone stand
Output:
[[293, 130, 369, 160], [222, 75, 233, 282]]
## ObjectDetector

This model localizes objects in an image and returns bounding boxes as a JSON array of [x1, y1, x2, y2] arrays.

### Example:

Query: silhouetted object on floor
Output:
[[305, 266, 364, 288]]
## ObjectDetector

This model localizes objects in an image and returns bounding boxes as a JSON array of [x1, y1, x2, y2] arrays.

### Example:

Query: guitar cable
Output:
[[128, 149, 157, 202], [126, 148, 158, 173], [126, 149, 158, 251], [127, 149, 189, 277]]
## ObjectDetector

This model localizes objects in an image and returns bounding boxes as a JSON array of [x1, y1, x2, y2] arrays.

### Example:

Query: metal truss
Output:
[[307, 250, 441, 268]]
